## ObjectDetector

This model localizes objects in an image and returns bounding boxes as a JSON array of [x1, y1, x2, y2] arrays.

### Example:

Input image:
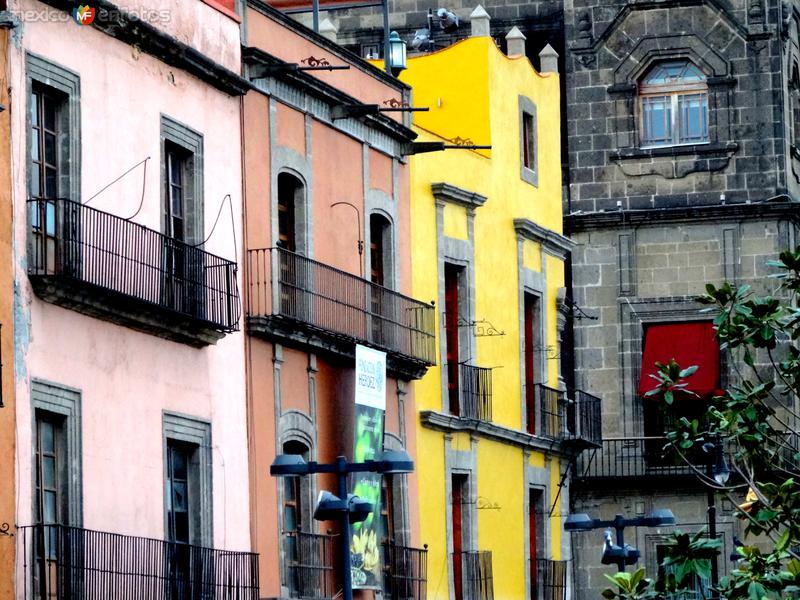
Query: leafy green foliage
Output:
[[600, 247, 800, 600]]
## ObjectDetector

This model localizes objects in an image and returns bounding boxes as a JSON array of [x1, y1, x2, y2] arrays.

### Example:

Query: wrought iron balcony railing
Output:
[[27, 198, 240, 345], [285, 531, 336, 599], [535, 385, 601, 448], [457, 364, 493, 421], [247, 248, 436, 373], [18, 523, 259, 599], [382, 542, 428, 600], [534, 559, 567, 600], [453, 550, 494, 600], [574, 437, 701, 483]]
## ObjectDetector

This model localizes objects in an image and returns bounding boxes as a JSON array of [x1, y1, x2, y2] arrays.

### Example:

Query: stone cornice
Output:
[[243, 47, 416, 144], [431, 182, 488, 209], [420, 410, 575, 456], [246, 0, 410, 93], [38, 0, 250, 96], [513, 218, 574, 260], [565, 199, 800, 232]]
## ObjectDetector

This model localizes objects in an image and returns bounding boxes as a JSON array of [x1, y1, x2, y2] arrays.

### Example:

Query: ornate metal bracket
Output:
[[0, 523, 14, 537], [473, 319, 505, 337]]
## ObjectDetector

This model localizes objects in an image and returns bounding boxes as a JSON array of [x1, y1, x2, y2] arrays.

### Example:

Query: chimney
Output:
[[319, 17, 338, 42], [505, 26, 526, 57], [470, 5, 491, 37], [538, 43, 559, 73]]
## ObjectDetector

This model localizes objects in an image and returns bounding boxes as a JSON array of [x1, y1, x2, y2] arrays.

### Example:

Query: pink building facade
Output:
[[240, 3, 434, 598], [7, 0, 255, 595]]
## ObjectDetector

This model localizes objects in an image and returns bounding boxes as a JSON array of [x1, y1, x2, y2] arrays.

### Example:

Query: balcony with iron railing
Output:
[[27, 198, 240, 346], [17, 523, 259, 599], [383, 542, 428, 600], [450, 364, 492, 422], [533, 559, 568, 600], [573, 437, 707, 487], [284, 531, 336, 599], [247, 247, 436, 379], [453, 550, 494, 600], [535, 385, 602, 449]]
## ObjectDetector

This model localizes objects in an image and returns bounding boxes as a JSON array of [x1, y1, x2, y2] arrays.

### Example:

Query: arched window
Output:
[[639, 60, 709, 147], [369, 213, 392, 287], [277, 172, 304, 252]]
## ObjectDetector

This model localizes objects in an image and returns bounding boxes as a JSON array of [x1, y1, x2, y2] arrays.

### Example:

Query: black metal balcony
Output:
[[533, 559, 567, 600], [535, 385, 601, 448], [27, 198, 240, 346], [18, 523, 259, 599], [247, 247, 436, 379], [383, 542, 428, 600], [454, 364, 493, 421], [285, 531, 336, 599], [453, 550, 494, 600], [573, 437, 701, 486]]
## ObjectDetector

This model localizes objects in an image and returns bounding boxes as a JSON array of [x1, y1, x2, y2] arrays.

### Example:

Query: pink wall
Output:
[[9, 0, 250, 553], [246, 8, 405, 121]]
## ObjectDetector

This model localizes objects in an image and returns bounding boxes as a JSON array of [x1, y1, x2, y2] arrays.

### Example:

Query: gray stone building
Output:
[[317, 0, 800, 597]]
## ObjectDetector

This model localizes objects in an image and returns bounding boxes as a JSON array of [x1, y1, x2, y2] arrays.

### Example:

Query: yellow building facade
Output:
[[400, 23, 600, 600]]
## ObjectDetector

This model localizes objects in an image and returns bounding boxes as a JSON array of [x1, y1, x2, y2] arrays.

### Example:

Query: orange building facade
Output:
[[240, 3, 434, 598]]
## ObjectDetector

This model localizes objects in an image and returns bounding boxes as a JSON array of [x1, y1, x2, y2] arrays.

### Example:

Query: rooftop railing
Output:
[[247, 247, 436, 365], [17, 523, 259, 599]]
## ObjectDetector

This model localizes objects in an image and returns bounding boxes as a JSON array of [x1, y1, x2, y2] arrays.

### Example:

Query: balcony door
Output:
[[524, 293, 540, 434], [277, 173, 307, 322], [369, 213, 394, 348], [163, 142, 204, 319], [529, 489, 544, 600], [444, 264, 464, 416], [451, 474, 469, 600]]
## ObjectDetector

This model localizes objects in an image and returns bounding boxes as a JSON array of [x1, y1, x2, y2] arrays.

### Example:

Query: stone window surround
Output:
[[26, 53, 81, 203], [161, 116, 204, 245], [606, 34, 735, 156], [618, 296, 729, 436], [443, 434, 478, 600], [514, 218, 573, 408], [432, 182, 485, 414], [270, 98, 314, 258], [518, 95, 538, 187], [384, 431, 411, 546], [31, 379, 83, 527], [162, 411, 213, 548]]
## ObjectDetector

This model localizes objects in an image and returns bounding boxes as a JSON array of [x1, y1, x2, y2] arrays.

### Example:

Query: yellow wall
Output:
[[402, 36, 566, 600]]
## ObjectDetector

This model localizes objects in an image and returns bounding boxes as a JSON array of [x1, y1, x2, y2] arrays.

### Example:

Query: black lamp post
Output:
[[703, 436, 731, 594], [270, 451, 414, 600], [564, 509, 676, 573]]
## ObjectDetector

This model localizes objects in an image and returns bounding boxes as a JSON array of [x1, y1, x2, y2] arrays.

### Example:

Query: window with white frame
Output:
[[639, 60, 709, 147]]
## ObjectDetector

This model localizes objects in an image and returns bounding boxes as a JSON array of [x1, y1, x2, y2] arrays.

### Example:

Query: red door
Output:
[[529, 490, 539, 599], [452, 475, 465, 600], [445, 265, 461, 415], [524, 294, 536, 434]]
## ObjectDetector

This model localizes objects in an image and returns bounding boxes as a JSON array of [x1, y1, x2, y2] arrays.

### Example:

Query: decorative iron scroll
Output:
[[447, 135, 476, 147], [382, 98, 408, 108], [301, 56, 331, 67], [0, 523, 14, 537]]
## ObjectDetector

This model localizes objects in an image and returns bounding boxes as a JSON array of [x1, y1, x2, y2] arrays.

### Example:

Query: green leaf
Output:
[[775, 528, 791, 552]]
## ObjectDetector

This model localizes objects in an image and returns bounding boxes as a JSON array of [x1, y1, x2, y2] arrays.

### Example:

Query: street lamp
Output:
[[270, 451, 414, 600], [388, 31, 407, 76], [564, 510, 675, 572], [703, 436, 730, 594]]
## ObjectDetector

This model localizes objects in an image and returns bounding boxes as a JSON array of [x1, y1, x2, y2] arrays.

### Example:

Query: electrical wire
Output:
[[192, 194, 238, 264], [83, 156, 150, 207]]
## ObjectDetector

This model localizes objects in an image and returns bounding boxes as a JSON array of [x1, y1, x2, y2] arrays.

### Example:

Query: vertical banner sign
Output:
[[351, 345, 386, 589]]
